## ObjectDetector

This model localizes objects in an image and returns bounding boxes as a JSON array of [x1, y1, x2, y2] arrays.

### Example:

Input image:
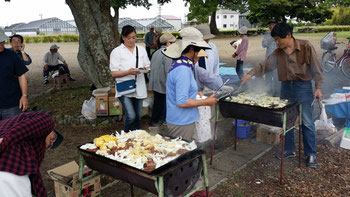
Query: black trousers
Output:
[[43, 64, 70, 78], [150, 91, 166, 126]]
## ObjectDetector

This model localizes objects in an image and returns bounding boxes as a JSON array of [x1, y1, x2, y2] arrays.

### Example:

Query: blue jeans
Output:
[[236, 60, 244, 80], [118, 96, 143, 132], [281, 81, 316, 156], [0, 106, 22, 121]]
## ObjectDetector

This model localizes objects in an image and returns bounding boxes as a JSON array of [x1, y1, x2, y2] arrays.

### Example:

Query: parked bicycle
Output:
[[321, 34, 350, 79]]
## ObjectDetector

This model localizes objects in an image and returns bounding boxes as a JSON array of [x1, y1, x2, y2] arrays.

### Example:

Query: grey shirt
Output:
[[148, 46, 173, 94], [43, 51, 65, 66]]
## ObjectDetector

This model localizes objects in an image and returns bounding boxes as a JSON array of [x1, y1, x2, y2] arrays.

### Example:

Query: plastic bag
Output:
[[320, 32, 336, 50], [81, 97, 96, 120], [315, 103, 336, 139]]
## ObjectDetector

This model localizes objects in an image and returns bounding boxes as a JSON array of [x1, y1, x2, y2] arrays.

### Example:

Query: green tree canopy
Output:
[[324, 6, 350, 25], [246, 0, 333, 25]]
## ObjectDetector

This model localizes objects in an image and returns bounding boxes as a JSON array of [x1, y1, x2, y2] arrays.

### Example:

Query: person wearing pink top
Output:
[[232, 26, 249, 80]]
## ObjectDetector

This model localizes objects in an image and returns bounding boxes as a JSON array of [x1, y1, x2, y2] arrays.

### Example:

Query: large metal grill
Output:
[[219, 97, 299, 130], [78, 147, 207, 197]]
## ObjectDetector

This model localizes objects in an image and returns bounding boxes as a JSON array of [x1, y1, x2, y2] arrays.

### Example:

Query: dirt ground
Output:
[[8, 34, 350, 196]]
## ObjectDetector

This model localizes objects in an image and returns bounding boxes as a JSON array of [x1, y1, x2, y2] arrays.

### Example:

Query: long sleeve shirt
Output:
[[148, 46, 173, 94], [262, 32, 278, 58], [144, 32, 155, 47], [0, 112, 55, 197], [43, 51, 65, 66], [235, 35, 248, 61], [248, 38, 324, 89], [194, 42, 223, 91]]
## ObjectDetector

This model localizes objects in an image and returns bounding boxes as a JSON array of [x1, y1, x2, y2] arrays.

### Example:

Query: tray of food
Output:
[[219, 93, 299, 128], [79, 130, 199, 173]]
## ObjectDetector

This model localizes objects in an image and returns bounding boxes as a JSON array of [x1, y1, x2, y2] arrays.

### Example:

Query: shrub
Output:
[[22, 34, 79, 43]]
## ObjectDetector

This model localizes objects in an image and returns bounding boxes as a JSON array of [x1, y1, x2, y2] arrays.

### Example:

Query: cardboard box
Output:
[[48, 161, 101, 197], [108, 88, 123, 116], [256, 124, 282, 145], [93, 88, 109, 116]]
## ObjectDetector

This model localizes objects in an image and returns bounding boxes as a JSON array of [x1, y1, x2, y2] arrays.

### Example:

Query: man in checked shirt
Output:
[[0, 112, 63, 197]]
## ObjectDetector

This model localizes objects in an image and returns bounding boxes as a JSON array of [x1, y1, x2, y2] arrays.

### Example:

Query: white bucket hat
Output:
[[195, 24, 215, 40], [162, 27, 211, 59], [238, 26, 248, 35], [0, 28, 9, 43]]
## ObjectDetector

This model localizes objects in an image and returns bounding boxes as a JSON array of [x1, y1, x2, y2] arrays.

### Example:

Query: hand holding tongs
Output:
[[214, 78, 230, 95], [231, 83, 245, 96]]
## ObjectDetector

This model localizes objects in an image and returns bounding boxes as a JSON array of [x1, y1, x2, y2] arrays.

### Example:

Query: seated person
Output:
[[9, 34, 32, 66], [0, 112, 64, 197], [43, 44, 75, 84]]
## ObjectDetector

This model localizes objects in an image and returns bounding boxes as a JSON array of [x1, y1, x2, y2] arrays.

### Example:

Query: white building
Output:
[[160, 15, 182, 31], [210, 9, 240, 31]]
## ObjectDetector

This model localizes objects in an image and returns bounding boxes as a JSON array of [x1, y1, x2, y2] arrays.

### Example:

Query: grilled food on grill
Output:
[[226, 93, 288, 108], [80, 130, 197, 172]]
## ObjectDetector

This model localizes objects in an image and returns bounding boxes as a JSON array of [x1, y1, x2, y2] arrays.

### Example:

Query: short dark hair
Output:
[[271, 22, 294, 38], [10, 34, 24, 43], [120, 25, 136, 44]]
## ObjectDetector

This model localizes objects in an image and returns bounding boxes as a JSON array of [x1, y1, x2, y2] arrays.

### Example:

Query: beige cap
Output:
[[195, 24, 215, 40], [162, 27, 211, 59], [0, 28, 9, 43], [238, 26, 248, 35], [159, 33, 176, 44], [50, 44, 60, 50]]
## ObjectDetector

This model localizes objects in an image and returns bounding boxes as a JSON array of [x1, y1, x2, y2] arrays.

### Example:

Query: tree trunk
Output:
[[209, 10, 220, 35], [65, 0, 118, 88]]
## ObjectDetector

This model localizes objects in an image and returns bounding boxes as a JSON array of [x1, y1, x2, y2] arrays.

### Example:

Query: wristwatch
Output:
[[22, 94, 28, 97]]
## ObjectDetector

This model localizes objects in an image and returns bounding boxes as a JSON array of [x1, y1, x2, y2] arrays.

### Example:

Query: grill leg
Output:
[[210, 121, 217, 165], [280, 135, 285, 185], [130, 184, 134, 197], [201, 154, 210, 197], [157, 176, 164, 197], [298, 125, 302, 168], [234, 119, 237, 151]]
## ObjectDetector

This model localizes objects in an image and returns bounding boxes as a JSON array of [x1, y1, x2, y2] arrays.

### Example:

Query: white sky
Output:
[[0, 0, 189, 28]]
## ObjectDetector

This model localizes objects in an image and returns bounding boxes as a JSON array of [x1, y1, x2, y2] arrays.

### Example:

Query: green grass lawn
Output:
[[29, 86, 92, 116], [295, 31, 350, 38]]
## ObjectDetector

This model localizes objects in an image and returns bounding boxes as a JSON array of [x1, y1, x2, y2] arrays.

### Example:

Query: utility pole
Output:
[[39, 14, 43, 20], [157, 4, 162, 18]]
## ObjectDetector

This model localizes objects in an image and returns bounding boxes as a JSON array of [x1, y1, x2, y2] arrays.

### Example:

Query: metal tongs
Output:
[[214, 78, 230, 95], [214, 79, 232, 99], [311, 98, 322, 106]]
